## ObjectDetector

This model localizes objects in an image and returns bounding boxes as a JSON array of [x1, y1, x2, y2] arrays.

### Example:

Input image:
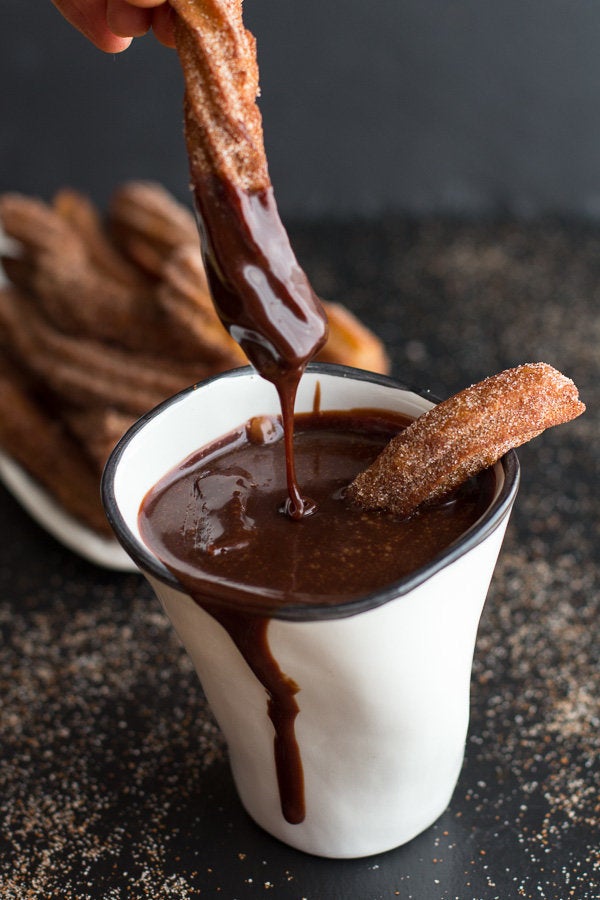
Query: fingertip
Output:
[[80, 23, 134, 53], [106, 0, 152, 38], [50, 2, 133, 53], [125, 0, 168, 6], [151, 5, 176, 49], [97, 33, 135, 53]]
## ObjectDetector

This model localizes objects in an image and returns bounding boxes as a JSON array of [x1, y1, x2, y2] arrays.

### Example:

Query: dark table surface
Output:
[[1, 217, 598, 899]]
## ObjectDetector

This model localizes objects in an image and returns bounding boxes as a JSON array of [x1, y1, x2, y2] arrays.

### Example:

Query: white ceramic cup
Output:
[[102, 364, 519, 859]]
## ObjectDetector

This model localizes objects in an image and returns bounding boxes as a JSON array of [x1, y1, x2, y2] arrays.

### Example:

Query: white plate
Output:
[[0, 450, 138, 571]]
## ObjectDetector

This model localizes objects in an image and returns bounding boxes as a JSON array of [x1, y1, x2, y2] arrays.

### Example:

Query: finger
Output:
[[126, 0, 168, 6], [106, 0, 153, 37], [51, 0, 133, 52], [151, 4, 176, 48]]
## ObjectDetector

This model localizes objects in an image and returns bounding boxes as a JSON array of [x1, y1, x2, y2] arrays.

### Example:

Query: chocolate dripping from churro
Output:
[[171, 0, 328, 520], [192, 176, 328, 520]]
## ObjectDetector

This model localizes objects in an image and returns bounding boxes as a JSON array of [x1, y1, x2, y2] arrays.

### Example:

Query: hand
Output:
[[51, 0, 175, 53]]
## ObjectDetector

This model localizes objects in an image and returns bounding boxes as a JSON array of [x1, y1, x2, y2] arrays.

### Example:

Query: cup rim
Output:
[[101, 363, 520, 621]]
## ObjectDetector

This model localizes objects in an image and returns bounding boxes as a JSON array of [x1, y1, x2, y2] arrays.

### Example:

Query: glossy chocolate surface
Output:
[[139, 410, 496, 613]]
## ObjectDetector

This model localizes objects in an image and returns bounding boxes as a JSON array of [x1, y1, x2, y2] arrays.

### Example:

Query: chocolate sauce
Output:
[[139, 410, 496, 823], [201, 605, 305, 824], [193, 176, 328, 518]]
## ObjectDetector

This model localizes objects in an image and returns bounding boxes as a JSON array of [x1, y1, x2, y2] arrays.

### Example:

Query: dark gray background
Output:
[[2, 0, 600, 219]]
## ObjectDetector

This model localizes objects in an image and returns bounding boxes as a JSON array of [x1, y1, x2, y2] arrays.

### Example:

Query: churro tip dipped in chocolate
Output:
[[348, 363, 585, 519], [170, 0, 328, 383]]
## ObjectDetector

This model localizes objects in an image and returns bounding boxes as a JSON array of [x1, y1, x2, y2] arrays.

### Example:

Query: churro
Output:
[[0, 191, 161, 350], [317, 302, 390, 374], [0, 192, 78, 259], [0, 354, 113, 535], [171, 0, 328, 380], [62, 407, 137, 475], [348, 363, 585, 518], [157, 245, 245, 364], [53, 187, 145, 289], [170, 0, 269, 193], [0, 287, 212, 416], [108, 180, 200, 278]]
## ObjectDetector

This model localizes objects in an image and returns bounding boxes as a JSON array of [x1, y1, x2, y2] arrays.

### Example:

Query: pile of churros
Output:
[[0, 181, 388, 536]]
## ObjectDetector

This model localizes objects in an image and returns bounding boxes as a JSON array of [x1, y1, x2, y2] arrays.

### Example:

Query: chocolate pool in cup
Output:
[[101, 364, 519, 859]]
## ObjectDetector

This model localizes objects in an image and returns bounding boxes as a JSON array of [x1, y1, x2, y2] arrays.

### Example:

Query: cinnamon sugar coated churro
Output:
[[170, 0, 270, 192], [0, 357, 112, 535], [348, 364, 585, 519]]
